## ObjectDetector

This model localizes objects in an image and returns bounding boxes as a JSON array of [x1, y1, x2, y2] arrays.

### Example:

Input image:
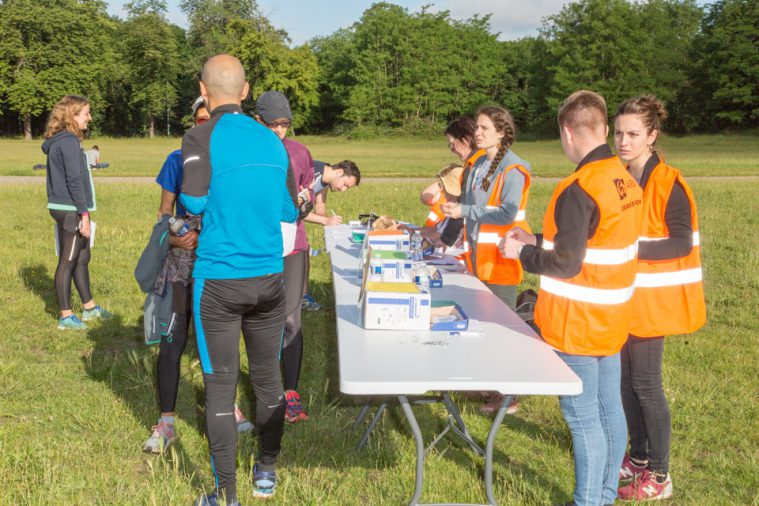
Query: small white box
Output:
[[362, 282, 431, 330], [366, 230, 410, 251]]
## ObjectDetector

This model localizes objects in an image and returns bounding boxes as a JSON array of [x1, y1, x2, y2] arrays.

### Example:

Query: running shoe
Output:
[[284, 390, 309, 423], [58, 314, 87, 330], [617, 469, 673, 501], [235, 404, 255, 433], [619, 453, 648, 483], [252, 464, 277, 499], [82, 304, 114, 321], [301, 294, 321, 311], [195, 492, 240, 506], [479, 393, 519, 415], [142, 419, 176, 454]]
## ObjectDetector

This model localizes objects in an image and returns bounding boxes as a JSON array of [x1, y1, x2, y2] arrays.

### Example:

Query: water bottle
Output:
[[169, 216, 189, 237], [411, 230, 423, 262], [413, 263, 430, 290], [369, 253, 384, 281]]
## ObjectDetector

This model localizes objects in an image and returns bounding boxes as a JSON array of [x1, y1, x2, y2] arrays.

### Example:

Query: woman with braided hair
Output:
[[442, 105, 532, 414]]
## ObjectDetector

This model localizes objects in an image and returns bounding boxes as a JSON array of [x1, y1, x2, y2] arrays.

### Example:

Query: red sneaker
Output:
[[285, 390, 309, 423], [618, 469, 673, 501], [479, 393, 519, 415], [619, 453, 647, 483]]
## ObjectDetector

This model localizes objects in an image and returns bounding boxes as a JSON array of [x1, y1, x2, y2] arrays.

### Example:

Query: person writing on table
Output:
[[500, 90, 643, 506], [441, 106, 532, 415]]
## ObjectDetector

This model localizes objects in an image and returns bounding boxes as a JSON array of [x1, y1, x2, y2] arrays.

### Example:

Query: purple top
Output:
[[283, 137, 314, 254]]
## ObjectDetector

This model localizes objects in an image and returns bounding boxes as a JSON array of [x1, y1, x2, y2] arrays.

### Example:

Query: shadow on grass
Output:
[[82, 312, 205, 489], [20, 264, 58, 317]]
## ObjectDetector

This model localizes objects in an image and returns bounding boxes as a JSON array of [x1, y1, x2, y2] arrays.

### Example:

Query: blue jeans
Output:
[[556, 351, 627, 506]]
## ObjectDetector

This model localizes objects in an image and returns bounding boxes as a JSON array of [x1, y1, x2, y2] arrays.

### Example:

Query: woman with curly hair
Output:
[[42, 95, 111, 330]]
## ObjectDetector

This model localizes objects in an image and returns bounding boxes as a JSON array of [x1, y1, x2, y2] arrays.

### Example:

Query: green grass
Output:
[[3, 132, 759, 178], [0, 179, 757, 504]]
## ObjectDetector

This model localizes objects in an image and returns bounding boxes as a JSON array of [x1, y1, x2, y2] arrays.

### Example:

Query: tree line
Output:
[[0, 0, 756, 140]]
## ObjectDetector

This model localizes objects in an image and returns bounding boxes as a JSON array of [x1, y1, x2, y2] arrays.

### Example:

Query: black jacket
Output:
[[42, 131, 94, 213]]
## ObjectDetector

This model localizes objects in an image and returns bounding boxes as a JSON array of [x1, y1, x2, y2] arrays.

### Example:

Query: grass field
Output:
[[1, 175, 757, 505], [2, 132, 759, 178]]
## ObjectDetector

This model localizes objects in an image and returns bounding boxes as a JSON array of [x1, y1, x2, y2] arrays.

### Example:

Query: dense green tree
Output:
[[686, 0, 759, 130], [0, 0, 116, 139], [227, 18, 319, 130], [121, 2, 182, 137]]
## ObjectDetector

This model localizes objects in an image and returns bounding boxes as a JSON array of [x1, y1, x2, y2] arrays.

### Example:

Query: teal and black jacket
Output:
[[180, 103, 298, 280], [42, 131, 95, 214]]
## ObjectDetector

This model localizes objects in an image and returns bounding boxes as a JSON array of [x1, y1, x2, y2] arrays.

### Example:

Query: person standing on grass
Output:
[[254, 90, 316, 424], [613, 95, 706, 502], [42, 95, 112, 330], [501, 90, 643, 506], [141, 96, 253, 455], [441, 106, 531, 415], [299, 159, 361, 311], [181, 55, 297, 505]]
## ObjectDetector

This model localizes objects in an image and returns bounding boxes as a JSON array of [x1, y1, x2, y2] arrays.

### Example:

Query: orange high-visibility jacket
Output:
[[424, 196, 447, 227], [463, 165, 531, 285], [535, 157, 643, 355], [631, 161, 706, 337]]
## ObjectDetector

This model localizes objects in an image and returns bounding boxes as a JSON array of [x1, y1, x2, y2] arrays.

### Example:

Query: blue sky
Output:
[[106, 0, 712, 46]]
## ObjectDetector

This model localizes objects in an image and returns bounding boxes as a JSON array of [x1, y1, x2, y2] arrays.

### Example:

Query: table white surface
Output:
[[325, 225, 582, 397]]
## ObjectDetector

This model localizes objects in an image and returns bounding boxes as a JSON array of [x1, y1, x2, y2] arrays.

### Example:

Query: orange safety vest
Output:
[[424, 195, 447, 227], [463, 164, 532, 285], [425, 149, 486, 227], [631, 162, 706, 337], [535, 156, 643, 355]]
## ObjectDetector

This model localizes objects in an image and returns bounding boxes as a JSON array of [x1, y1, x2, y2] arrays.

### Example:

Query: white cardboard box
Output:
[[366, 230, 410, 251], [362, 281, 431, 330]]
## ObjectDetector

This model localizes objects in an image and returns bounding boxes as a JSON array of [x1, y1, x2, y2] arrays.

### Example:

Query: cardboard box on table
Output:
[[366, 229, 410, 252], [362, 281, 431, 330]]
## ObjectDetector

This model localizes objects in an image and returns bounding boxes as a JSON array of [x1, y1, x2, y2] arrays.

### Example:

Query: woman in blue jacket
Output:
[[43, 95, 111, 330]]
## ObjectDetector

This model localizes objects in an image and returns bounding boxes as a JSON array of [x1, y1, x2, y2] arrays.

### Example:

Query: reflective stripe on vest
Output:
[[427, 210, 439, 222], [485, 206, 526, 222], [540, 276, 636, 305], [639, 231, 700, 247], [635, 267, 703, 288], [542, 239, 638, 265]]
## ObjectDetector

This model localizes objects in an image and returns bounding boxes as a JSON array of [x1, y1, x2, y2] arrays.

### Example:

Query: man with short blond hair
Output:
[[502, 90, 643, 506]]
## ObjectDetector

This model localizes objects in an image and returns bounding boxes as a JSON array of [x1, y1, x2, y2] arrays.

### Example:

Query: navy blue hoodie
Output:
[[42, 131, 95, 213]]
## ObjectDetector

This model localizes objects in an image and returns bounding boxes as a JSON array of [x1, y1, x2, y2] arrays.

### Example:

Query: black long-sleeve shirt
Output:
[[519, 144, 608, 279]]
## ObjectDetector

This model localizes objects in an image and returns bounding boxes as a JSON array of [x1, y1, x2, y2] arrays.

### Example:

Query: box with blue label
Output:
[[366, 250, 413, 282], [366, 229, 410, 251], [362, 281, 431, 330], [429, 300, 469, 331]]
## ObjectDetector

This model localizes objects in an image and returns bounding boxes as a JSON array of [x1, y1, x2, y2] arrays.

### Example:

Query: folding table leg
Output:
[[356, 403, 386, 451], [398, 395, 425, 506], [354, 404, 371, 427], [484, 395, 512, 506], [442, 392, 484, 456]]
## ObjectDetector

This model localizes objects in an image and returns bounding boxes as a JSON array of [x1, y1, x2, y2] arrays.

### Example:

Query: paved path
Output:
[[2, 175, 759, 185]]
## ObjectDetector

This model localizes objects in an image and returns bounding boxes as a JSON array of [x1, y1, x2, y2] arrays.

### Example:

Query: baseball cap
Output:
[[191, 96, 206, 115], [255, 91, 292, 123], [437, 164, 464, 197]]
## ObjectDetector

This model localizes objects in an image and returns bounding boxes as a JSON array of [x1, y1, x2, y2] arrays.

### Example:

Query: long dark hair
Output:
[[477, 106, 515, 192], [444, 116, 477, 151]]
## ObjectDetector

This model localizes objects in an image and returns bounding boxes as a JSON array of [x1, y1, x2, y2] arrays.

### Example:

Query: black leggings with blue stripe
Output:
[[50, 209, 92, 311], [193, 273, 286, 502]]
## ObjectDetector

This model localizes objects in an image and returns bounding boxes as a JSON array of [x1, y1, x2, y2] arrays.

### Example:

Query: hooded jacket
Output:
[[42, 131, 95, 213]]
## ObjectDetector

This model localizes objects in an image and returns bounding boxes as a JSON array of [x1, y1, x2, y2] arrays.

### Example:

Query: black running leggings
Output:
[[194, 274, 287, 502], [157, 281, 191, 413], [50, 209, 92, 311], [282, 250, 308, 391]]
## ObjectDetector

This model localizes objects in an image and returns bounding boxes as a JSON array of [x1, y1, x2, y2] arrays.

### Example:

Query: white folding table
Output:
[[324, 225, 581, 506]]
